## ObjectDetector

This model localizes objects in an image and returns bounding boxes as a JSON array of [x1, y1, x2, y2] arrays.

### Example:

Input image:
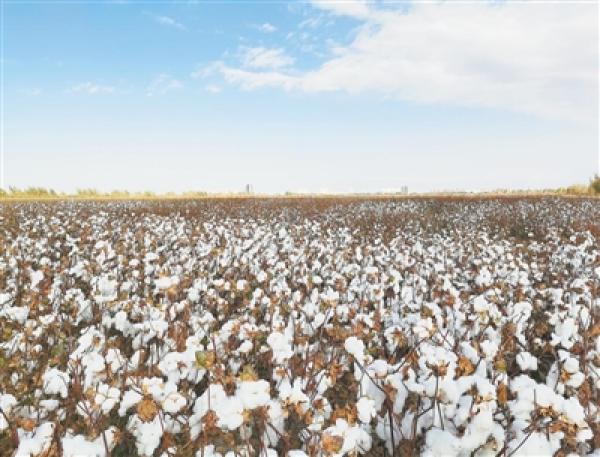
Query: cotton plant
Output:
[[1, 198, 600, 456]]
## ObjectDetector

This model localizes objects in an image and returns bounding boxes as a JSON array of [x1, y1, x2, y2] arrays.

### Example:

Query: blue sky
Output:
[[2, 0, 598, 193]]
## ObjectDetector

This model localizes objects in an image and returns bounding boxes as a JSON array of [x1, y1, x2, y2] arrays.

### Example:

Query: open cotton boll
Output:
[[324, 418, 372, 456], [42, 367, 70, 398], [144, 252, 159, 263], [357, 396, 377, 423], [507, 431, 560, 456], [288, 451, 309, 457], [95, 276, 118, 303], [119, 389, 143, 416], [479, 339, 499, 361], [62, 427, 117, 457], [29, 269, 44, 289], [278, 378, 309, 411], [237, 380, 271, 409], [551, 317, 577, 349], [191, 384, 244, 432], [344, 336, 366, 365], [267, 331, 293, 364], [94, 383, 121, 414], [16, 422, 55, 457], [155, 276, 179, 290], [423, 428, 460, 457], [238, 339, 253, 354], [162, 393, 186, 415], [0, 394, 17, 431], [516, 352, 538, 371], [0, 305, 29, 324], [128, 415, 163, 457]]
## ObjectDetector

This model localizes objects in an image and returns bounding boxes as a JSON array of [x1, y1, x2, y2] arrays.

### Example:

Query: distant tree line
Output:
[[1, 177, 599, 199], [0, 187, 210, 199]]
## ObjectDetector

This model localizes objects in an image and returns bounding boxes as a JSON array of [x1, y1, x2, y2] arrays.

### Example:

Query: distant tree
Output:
[[591, 175, 600, 194]]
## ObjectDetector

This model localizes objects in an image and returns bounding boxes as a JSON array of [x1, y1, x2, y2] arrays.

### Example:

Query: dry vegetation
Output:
[[0, 197, 599, 457]]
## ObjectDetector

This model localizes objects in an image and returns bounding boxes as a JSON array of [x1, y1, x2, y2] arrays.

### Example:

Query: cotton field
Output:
[[0, 197, 599, 457]]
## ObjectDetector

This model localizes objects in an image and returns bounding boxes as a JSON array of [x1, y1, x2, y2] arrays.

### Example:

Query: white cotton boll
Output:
[[128, 415, 163, 457], [96, 276, 118, 303], [155, 276, 178, 290], [105, 348, 124, 373], [313, 312, 326, 328], [119, 390, 143, 416], [158, 352, 191, 384], [238, 340, 253, 354], [257, 270, 268, 282], [0, 394, 17, 431], [62, 428, 116, 457], [473, 295, 491, 313], [278, 379, 309, 410], [551, 318, 576, 349], [187, 288, 200, 302], [460, 342, 480, 364], [534, 384, 561, 410], [344, 336, 365, 364], [1, 306, 29, 324], [42, 368, 70, 398], [475, 268, 492, 287], [162, 392, 187, 414], [508, 431, 557, 456], [217, 397, 244, 430], [561, 397, 586, 425], [324, 419, 372, 455], [368, 359, 389, 378], [267, 331, 293, 364], [564, 372, 585, 388], [39, 399, 59, 412], [237, 380, 271, 409], [192, 384, 244, 432], [144, 252, 159, 263], [562, 357, 579, 374], [95, 384, 120, 414], [516, 352, 538, 371], [357, 396, 377, 423], [82, 352, 106, 374], [460, 409, 495, 453], [16, 422, 55, 457], [288, 451, 309, 457], [423, 428, 460, 457], [30, 269, 44, 289], [480, 340, 499, 361], [195, 445, 223, 457]]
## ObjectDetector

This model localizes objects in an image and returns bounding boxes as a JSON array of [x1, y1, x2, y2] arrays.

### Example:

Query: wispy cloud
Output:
[[21, 88, 43, 96], [146, 74, 183, 96], [213, 2, 598, 122], [254, 22, 277, 33], [205, 84, 222, 94], [309, 0, 371, 19], [241, 46, 294, 70], [151, 14, 187, 31], [70, 82, 115, 95]]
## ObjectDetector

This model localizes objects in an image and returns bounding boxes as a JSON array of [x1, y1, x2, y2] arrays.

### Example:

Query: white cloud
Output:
[[309, 0, 371, 19], [70, 82, 115, 95], [241, 46, 295, 70], [154, 15, 186, 31], [22, 88, 43, 96], [146, 74, 183, 96], [256, 22, 277, 33], [205, 84, 222, 93], [215, 2, 598, 122]]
